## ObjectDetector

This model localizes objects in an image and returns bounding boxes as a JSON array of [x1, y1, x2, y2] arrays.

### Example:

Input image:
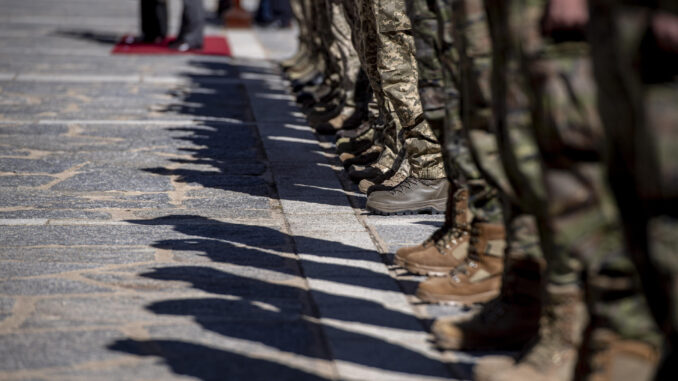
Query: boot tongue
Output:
[[389, 177, 417, 194], [433, 226, 467, 253]]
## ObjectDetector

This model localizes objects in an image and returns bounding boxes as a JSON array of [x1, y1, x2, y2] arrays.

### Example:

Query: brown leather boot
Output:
[[579, 329, 658, 381], [415, 220, 506, 303], [393, 187, 466, 263], [432, 255, 544, 350], [474, 283, 588, 381], [397, 189, 472, 275]]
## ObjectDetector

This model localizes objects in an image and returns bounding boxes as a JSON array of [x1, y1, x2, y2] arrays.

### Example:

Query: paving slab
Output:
[[0, 0, 470, 379]]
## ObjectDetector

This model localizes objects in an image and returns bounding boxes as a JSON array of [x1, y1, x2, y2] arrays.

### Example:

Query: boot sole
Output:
[[366, 199, 446, 216], [416, 288, 500, 306], [402, 261, 455, 277]]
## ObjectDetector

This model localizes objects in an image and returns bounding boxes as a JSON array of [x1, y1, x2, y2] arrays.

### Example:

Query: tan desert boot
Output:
[[431, 255, 544, 350], [394, 188, 470, 268], [474, 283, 588, 381], [416, 221, 506, 303], [580, 329, 658, 381]]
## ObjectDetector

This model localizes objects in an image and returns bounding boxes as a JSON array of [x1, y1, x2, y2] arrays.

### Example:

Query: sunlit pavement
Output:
[[0, 1, 476, 379]]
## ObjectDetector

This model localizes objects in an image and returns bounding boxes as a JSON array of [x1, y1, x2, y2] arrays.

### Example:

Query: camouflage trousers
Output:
[[343, 0, 399, 166], [321, 0, 360, 104], [590, 1, 678, 368], [299, 0, 324, 72], [343, 0, 444, 178], [484, 0, 660, 349], [434, 0, 504, 226], [375, 0, 445, 179], [289, 0, 311, 54]]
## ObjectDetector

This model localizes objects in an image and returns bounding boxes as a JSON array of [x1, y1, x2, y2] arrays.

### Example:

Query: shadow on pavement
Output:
[[108, 215, 472, 379], [92, 49, 470, 379], [140, 59, 361, 208]]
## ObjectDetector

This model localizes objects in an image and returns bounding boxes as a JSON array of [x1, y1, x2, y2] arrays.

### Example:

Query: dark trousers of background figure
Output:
[[140, 0, 204, 46], [256, 0, 292, 26], [141, 0, 167, 41], [177, 0, 205, 47]]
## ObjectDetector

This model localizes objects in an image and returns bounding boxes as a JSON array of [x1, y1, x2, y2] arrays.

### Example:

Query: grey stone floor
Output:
[[0, 0, 475, 380]]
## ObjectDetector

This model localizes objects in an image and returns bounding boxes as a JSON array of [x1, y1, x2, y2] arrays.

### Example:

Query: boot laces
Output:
[[389, 177, 418, 194], [424, 224, 451, 246], [434, 227, 467, 252]]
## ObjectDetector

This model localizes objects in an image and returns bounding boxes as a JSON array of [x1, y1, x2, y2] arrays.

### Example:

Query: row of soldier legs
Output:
[[281, 0, 678, 380]]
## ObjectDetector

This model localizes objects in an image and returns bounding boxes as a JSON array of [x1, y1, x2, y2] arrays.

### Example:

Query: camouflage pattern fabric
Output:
[[326, 0, 360, 105], [407, 0, 446, 122], [589, 1, 678, 370], [440, 0, 504, 224], [315, 0, 344, 90], [374, 0, 445, 179], [345, 0, 399, 168], [303, 0, 322, 63], [486, 0, 660, 350]]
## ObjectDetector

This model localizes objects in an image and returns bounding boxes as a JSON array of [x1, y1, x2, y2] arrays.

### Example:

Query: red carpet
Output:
[[112, 35, 231, 56]]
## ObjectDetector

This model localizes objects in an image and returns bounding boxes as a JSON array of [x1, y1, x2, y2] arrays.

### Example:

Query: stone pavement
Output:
[[0, 1, 476, 380]]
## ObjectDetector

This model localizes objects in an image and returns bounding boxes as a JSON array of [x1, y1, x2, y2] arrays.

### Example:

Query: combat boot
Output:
[[416, 220, 506, 303], [306, 94, 345, 124], [348, 162, 389, 183], [474, 283, 588, 381], [286, 57, 324, 82], [342, 144, 383, 168], [392, 187, 462, 261], [359, 158, 410, 193], [578, 329, 658, 381], [336, 126, 375, 155], [336, 118, 372, 139], [394, 189, 472, 273], [280, 44, 308, 70], [366, 177, 449, 215], [315, 106, 356, 135], [339, 106, 368, 131], [347, 143, 398, 182], [431, 255, 544, 350], [283, 52, 313, 77]]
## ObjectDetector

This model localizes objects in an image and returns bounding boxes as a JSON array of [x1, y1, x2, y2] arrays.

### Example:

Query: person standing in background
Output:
[[168, 0, 205, 51], [132, 0, 204, 51], [139, 0, 167, 43]]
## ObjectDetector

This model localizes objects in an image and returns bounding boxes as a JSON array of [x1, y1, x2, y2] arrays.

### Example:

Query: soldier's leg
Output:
[[412, 0, 514, 307], [375, 0, 445, 180], [590, 3, 678, 378], [430, 0, 545, 351], [286, 0, 325, 80], [365, 0, 449, 215], [314, 1, 363, 134], [474, 1, 660, 380], [344, 0, 404, 185], [280, 0, 308, 68], [393, 0, 461, 258], [281, 0, 313, 70]]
